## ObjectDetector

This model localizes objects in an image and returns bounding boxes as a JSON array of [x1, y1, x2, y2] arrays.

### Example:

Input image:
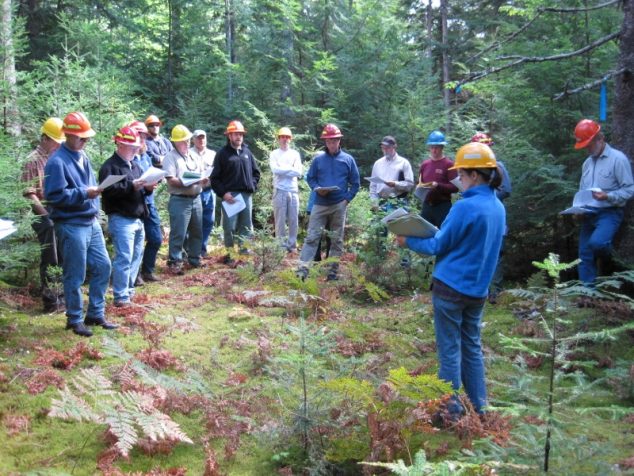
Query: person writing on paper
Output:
[[296, 124, 360, 281], [210, 120, 260, 258], [99, 126, 155, 307], [129, 120, 163, 284], [572, 119, 634, 284], [396, 142, 505, 417], [21, 117, 65, 313], [163, 125, 209, 275], [44, 112, 114, 337], [419, 131, 458, 227], [270, 127, 303, 252], [189, 129, 216, 257], [369, 136, 414, 210]]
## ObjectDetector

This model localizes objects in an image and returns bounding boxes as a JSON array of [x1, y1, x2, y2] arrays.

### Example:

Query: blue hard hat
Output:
[[426, 130, 447, 146]]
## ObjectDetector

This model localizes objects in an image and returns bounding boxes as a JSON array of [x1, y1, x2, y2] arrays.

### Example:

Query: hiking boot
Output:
[[222, 254, 235, 266], [326, 263, 339, 281], [85, 317, 119, 330], [114, 300, 132, 308], [65, 322, 93, 337], [142, 272, 160, 282], [296, 266, 309, 282], [134, 274, 145, 287], [168, 263, 185, 275]]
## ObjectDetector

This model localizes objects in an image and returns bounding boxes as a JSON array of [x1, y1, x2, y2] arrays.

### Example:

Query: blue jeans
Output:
[[55, 221, 111, 325], [432, 293, 487, 413], [578, 208, 624, 284], [142, 202, 162, 275], [109, 214, 145, 303], [200, 188, 216, 254], [220, 192, 253, 249], [168, 195, 203, 265]]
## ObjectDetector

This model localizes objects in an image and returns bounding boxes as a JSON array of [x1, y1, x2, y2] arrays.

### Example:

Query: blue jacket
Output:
[[405, 185, 505, 298], [44, 144, 100, 225], [307, 148, 360, 206], [133, 152, 155, 206]]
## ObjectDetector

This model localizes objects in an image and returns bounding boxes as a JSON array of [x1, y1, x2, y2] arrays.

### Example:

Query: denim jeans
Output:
[[109, 214, 145, 303], [578, 207, 624, 284], [200, 188, 216, 254], [55, 220, 111, 325], [220, 192, 253, 249], [432, 292, 487, 413], [168, 195, 203, 265], [272, 189, 299, 250], [141, 202, 162, 275], [299, 201, 347, 264]]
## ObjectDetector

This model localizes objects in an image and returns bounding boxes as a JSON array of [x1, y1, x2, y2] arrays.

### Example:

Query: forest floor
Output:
[[0, 243, 633, 476]]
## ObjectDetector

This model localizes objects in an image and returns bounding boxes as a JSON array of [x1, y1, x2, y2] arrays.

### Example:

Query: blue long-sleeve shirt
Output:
[[496, 160, 512, 201], [44, 143, 100, 225], [306, 148, 360, 205], [405, 185, 505, 298]]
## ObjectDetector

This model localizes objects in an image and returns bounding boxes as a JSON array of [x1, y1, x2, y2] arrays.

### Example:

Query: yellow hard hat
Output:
[[41, 117, 65, 143], [170, 124, 193, 142], [449, 142, 497, 170], [277, 127, 293, 138]]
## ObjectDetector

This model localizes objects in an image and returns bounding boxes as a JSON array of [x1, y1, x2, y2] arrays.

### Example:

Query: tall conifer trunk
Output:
[[1, 0, 20, 136]]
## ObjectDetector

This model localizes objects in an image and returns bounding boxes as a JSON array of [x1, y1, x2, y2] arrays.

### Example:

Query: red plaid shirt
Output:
[[21, 145, 49, 200]]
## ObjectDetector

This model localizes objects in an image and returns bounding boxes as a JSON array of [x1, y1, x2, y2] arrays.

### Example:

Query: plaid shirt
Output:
[[21, 145, 49, 200]]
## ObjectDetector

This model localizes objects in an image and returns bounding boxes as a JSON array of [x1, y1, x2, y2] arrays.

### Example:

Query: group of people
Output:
[[21, 112, 633, 416]]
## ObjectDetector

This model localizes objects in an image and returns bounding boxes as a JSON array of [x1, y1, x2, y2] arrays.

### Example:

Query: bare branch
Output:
[[553, 68, 627, 101], [539, 0, 620, 13], [457, 31, 620, 87]]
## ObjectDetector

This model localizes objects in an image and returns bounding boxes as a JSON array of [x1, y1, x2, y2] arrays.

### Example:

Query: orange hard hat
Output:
[[320, 123, 343, 139], [225, 120, 246, 135], [127, 120, 148, 135], [62, 112, 96, 138], [574, 119, 600, 149], [144, 114, 162, 126], [113, 126, 141, 147]]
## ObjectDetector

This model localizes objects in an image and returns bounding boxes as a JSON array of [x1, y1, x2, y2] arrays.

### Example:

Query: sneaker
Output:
[[84, 317, 119, 330], [65, 322, 93, 337], [141, 272, 160, 282]]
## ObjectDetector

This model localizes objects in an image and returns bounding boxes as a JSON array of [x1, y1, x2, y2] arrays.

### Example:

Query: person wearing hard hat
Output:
[[129, 120, 163, 284], [189, 129, 216, 257], [44, 112, 114, 337], [471, 132, 512, 304], [163, 124, 209, 275], [144, 114, 173, 168], [269, 127, 303, 252], [572, 119, 634, 284], [210, 120, 261, 258], [98, 126, 155, 308], [21, 117, 66, 313], [396, 142, 506, 418], [418, 130, 459, 227], [296, 124, 360, 281]]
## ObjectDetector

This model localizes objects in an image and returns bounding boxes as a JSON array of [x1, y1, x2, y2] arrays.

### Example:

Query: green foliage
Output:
[[386, 367, 454, 403]]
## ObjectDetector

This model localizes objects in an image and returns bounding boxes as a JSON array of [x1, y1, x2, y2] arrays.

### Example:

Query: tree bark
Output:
[[1, 0, 20, 136], [440, 0, 450, 129], [612, 0, 634, 265], [225, 0, 236, 109]]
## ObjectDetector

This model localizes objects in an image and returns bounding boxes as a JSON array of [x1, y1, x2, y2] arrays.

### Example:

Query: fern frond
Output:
[[49, 385, 101, 423], [104, 408, 138, 457]]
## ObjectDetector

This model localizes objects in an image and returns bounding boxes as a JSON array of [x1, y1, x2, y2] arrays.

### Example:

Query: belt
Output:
[[172, 194, 199, 198]]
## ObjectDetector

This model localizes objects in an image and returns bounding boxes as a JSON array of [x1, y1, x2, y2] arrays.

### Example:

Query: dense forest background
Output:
[[1, 0, 632, 283]]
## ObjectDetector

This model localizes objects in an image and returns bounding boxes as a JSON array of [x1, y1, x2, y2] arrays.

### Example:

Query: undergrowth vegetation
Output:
[[0, 244, 633, 475]]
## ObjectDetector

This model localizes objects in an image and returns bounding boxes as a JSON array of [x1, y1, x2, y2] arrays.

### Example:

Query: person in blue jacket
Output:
[[396, 142, 505, 415]]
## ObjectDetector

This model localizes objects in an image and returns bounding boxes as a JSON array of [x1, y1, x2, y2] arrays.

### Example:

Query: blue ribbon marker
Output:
[[599, 81, 607, 122]]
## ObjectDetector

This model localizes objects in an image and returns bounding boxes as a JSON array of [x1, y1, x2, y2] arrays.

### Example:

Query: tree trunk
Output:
[[612, 0, 634, 266], [1, 0, 20, 136], [440, 0, 450, 130], [425, 0, 433, 58], [225, 0, 236, 110]]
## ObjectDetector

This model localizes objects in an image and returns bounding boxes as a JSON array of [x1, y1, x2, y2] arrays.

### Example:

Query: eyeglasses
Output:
[[148, 124, 159, 128]]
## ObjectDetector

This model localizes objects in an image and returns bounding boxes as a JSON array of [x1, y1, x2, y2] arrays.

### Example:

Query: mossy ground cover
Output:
[[0, 247, 633, 475]]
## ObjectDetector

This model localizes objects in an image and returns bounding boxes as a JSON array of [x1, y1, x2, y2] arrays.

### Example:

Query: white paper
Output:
[[364, 176, 385, 184], [414, 186, 430, 203], [139, 166, 168, 186], [382, 209, 439, 238], [181, 176, 204, 187], [450, 176, 464, 192], [222, 193, 246, 218], [98, 174, 126, 190], [0, 219, 17, 240], [381, 207, 409, 225], [314, 185, 340, 192], [560, 206, 595, 215], [559, 189, 604, 215]]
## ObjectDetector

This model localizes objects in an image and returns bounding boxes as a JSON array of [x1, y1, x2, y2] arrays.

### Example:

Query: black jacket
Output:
[[210, 143, 260, 197], [98, 152, 148, 219]]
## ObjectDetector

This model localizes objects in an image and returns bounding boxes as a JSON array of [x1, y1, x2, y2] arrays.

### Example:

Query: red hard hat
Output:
[[127, 120, 148, 135], [113, 126, 141, 147], [574, 119, 600, 150], [320, 123, 343, 139], [225, 120, 246, 135], [62, 112, 96, 138], [471, 132, 494, 146], [144, 114, 162, 126]]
